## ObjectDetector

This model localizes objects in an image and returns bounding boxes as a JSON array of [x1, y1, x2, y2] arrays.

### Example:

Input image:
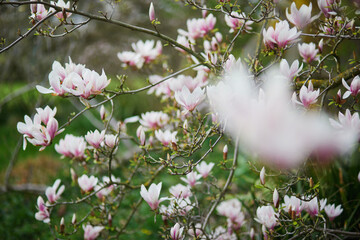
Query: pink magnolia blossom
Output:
[[224, 54, 243, 72], [175, 35, 194, 53], [50, 0, 71, 20], [196, 162, 214, 178], [170, 223, 184, 240], [254, 206, 278, 229], [227, 212, 245, 231], [131, 40, 162, 64], [286, 2, 317, 29], [217, 198, 242, 222], [17, 106, 63, 151], [283, 195, 303, 216], [117, 51, 144, 69], [224, 11, 253, 33], [180, 171, 202, 187], [55, 134, 86, 159], [168, 74, 207, 93], [94, 175, 119, 199], [30, 2, 48, 21], [318, 39, 324, 53], [104, 134, 117, 149], [45, 179, 65, 203], [298, 42, 319, 63], [35, 196, 50, 223], [175, 86, 205, 114], [140, 182, 167, 210], [292, 81, 320, 108], [178, 14, 216, 41], [188, 223, 203, 238], [139, 111, 169, 130], [85, 129, 105, 149], [100, 105, 106, 120], [329, 109, 360, 139], [149, 2, 155, 22], [77, 174, 98, 193], [169, 184, 192, 199], [325, 204, 343, 221], [303, 197, 319, 217], [318, 0, 338, 17], [279, 59, 303, 81], [155, 129, 177, 146], [262, 20, 301, 49], [83, 225, 104, 240], [223, 145, 228, 160], [342, 76, 360, 98]]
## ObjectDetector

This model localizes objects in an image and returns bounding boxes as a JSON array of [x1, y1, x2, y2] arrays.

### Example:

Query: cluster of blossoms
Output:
[[30, 0, 71, 21], [117, 40, 162, 69], [17, 106, 63, 151], [36, 58, 110, 99]]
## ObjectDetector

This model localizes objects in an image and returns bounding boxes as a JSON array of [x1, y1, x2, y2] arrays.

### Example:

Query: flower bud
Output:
[[260, 167, 266, 185], [202, 5, 208, 18], [309, 177, 314, 188], [108, 213, 112, 227], [149, 136, 154, 147], [100, 105, 106, 120], [215, 32, 223, 43], [71, 213, 76, 225], [70, 168, 77, 183], [60, 217, 65, 233], [250, 228, 255, 240], [140, 128, 146, 146], [318, 39, 324, 53], [262, 225, 268, 240], [358, 171, 360, 182], [223, 145, 228, 160], [149, 2, 155, 22], [273, 188, 279, 208], [183, 120, 188, 134]]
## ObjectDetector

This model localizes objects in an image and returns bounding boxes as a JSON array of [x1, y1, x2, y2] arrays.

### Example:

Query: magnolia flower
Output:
[[188, 223, 203, 238], [224, 11, 253, 33], [94, 175, 119, 199], [213, 226, 237, 240], [303, 197, 319, 217], [139, 111, 169, 130], [325, 204, 343, 221], [292, 81, 320, 108], [227, 212, 245, 231], [260, 167, 266, 185], [318, 0, 338, 17], [104, 134, 117, 149], [283, 195, 303, 216], [168, 74, 206, 93], [318, 39, 324, 53], [279, 59, 303, 81], [149, 2, 155, 22], [329, 109, 360, 140], [100, 105, 106, 120], [262, 20, 301, 49], [55, 134, 86, 159], [286, 2, 317, 29], [250, 228, 255, 240], [175, 86, 205, 114], [196, 162, 214, 178], [216, 199, 242, 222], [35, 196, 50, 223], [298, 42, 319, 63], [175, 35, 194, 53], [178, 14, 216, 41], [83, 225, 104, 240], [169, 184, 192, 199], [224, 54, 243, 72], [140, 183, 167, 210], [17, 106, 63, 151], [155, 129, 177, 146], [45, 179, 65, 204], [138, 126, 146, 145], [180, 171, 202, 187], [85, 130, 105, 149], [223, 145, 228, 160], [77, 175, 98, 193], [342, 76, 360, 99], [131, 40, 162, 63], [117, 51, 144, 69], [273, 188, 279, 208], [170, 223, 184, 240], [254, 206, 278, 229], [30, 2, 48, 21], [50, 0, 71, 20]]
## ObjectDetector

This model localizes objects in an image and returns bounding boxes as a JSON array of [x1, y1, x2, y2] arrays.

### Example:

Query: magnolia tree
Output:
[[3, 0, 360, 239]]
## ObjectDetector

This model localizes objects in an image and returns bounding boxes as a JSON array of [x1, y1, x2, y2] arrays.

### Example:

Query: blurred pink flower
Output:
[[175, 86, 205, 114], [217, 198, 242, 222], [224, 11, 253, 33], [286, 2, 317, 29], [55, 134, 86, 159], [342, 76, 360, 99], [140, 182, 167, 210], [254, 206, 278, 229], [117, 51, 144, 69], [298, 42, 319, 63], [30, 2, 48, 21], [155, 129, 177, 146], [318, 0, 338, 17], [170, 223, 184, 240], [196, 162, 214, 178], [132, 40, 162, 63], [325, 204, 343, 221], [83, 225, 104, 240], [45, 179, 65, 204], [139, 111, 169, 130], [180, 171, 202, 187], [35, 196, 50, 223], [85, 129, 105, 149], [283, 195, 303, 216], [169, 184, 192, 199], [78, 174, 98, 192], [263, 20, 301, 49], [292, 81, 320, 108], [303, 197, 319, 217], [279, 59, 303, 81]]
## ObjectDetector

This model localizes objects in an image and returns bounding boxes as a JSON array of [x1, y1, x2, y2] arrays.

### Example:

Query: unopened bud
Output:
[[149, 2, 155, 22], [215, 32, 223, 43], [318, 39, 324, 53], [108, 213, 112, 227], [223, 145, 228, 160], [149, 136, 154, 147], [309, 177, 314, 188], [71, 213, 76, 225], [273, 188, 279, 208], [260, 167, 266, 185], [100, 105, 106, 120], [183, 120, 188, 134], [140, 129, 146, 146], [202, 5, 208, 18], [262, 225, 268, 240], [60, 217, 65, 233], [250, 228, 255, 240], [172, 142, 178, 151], [70, 168, 77, 183]]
